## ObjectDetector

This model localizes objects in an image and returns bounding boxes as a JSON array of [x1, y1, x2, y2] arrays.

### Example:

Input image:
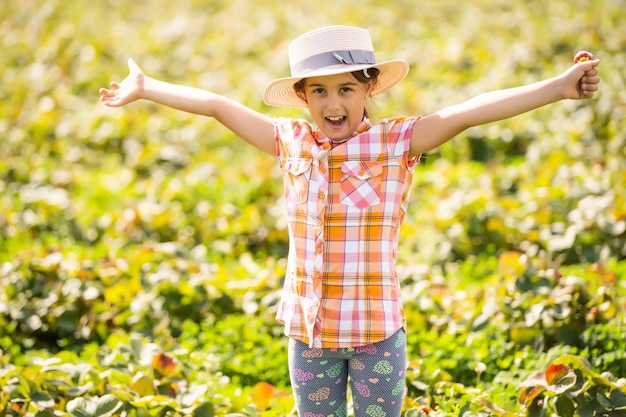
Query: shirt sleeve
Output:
[[273, 118, 287, 167], [384, 117, 421, 170], [404, 117, 421, 169], [273, 117, 314, 168]]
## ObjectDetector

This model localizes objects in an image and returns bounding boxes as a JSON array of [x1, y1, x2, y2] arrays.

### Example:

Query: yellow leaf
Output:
[[498, 251, 527, 278], [131, 373, 155, 398], [250, 381, 275, 410]]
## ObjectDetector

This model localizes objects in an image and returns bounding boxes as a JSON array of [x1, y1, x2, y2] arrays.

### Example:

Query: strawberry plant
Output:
[[519, 355, 626, 417], [1, 0, 625, 416]]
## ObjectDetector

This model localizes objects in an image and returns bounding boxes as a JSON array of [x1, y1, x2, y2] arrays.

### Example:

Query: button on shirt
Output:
[[274, 117, 420, 348]]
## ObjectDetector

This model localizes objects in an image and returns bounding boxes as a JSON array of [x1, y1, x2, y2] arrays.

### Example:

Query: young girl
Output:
[[100, 25, 600, 417]]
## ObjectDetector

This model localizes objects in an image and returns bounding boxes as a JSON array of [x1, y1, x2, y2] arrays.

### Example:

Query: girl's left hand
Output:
[[562, 56, 600, 100]]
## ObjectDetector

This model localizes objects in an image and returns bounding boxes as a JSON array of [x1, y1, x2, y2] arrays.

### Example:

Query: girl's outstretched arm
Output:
[[99, 59, 276, 155], [410, 57, 601, 157]]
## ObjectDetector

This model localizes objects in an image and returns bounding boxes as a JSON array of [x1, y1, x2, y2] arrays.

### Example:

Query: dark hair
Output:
[[292, 67, 381, 103]]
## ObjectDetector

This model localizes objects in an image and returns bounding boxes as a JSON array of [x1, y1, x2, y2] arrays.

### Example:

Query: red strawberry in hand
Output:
[[574, 51, 594, 63]]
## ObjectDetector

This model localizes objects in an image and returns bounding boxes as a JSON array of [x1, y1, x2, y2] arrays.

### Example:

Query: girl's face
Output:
[[302, 73, 372, 142]]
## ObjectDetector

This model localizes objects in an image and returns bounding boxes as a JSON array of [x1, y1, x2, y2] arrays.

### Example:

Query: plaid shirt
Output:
[[274, 116, 419, 348]]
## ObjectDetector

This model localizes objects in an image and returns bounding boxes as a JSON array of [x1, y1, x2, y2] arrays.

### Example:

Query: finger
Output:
[[99, 88, 116, 97], [100, 94, 115, 103], [128, 58, 141, 73], [110, 81, 121, 90], [101, 94, 122, 106], [582, 90, 596, 99], [577, 58, 600, 71], [582, 74, 600, 85], [582, 68, 598, 77], [100, 93, 115, 102], [581, 82, 599, 92], [580, 82, 599, 98]]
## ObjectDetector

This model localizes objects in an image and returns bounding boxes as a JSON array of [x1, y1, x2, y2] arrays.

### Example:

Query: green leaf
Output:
[[552, 354, 593, 373], [179, 385, 208, 408], [554, 395, 575, 417], [12, 376, 33, 400], [527, 400, 548, 417], [95, 394, 123, 417], [509, 323, 542, 345], [193, 402, 215, 417], [31, 391, 55, 408], [609, 389, 626, 408], [576, 404, 595, 417], [110, 389, 137, 403], [67, 397, 96, 417], [66, 382, 94, 397], [595, 391, 612, 408]]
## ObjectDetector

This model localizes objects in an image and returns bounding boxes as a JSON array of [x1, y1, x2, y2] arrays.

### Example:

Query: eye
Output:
[[311, 88, 326, 95], [340, 86, 353, 93]]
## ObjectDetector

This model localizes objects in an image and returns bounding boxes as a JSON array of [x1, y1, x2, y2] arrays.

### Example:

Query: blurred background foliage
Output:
[[0, 0, 625, 415]]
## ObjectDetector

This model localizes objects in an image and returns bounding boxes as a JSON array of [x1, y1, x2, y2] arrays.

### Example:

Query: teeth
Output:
[[327, 116, 344, 122]]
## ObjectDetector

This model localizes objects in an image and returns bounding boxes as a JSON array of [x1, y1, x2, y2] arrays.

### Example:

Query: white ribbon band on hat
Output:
[[291, 49, 377, 76]]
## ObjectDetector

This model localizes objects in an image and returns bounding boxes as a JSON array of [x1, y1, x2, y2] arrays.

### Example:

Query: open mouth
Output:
[[326, 116, 346, 127]]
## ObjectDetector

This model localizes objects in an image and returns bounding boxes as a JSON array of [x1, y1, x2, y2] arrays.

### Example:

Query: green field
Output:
[[1, 0, 625, 416]]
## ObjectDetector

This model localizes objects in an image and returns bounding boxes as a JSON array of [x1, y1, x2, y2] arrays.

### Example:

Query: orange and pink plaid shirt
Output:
[[274, 116, 419, 348]]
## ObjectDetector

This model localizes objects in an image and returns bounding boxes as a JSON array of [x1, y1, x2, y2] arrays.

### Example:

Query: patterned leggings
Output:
[[288, 329, 407, 417]]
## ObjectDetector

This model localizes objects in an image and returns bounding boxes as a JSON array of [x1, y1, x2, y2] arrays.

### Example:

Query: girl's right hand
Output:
[[99, 58, 145, 107]]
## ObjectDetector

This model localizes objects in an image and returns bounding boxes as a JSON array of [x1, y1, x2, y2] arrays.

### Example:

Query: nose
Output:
[[326, 92, 341, 111]]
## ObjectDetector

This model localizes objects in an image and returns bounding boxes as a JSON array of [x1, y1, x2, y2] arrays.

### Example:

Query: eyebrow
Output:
[[307, 81, 359, 89]]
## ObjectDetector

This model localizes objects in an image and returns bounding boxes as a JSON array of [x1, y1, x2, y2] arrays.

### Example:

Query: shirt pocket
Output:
[[284, 158, 313, 205], [340, 160, 382, 209]]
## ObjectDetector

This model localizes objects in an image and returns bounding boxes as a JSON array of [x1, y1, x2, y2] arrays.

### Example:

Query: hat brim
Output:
[[263, 59, 409, 108]]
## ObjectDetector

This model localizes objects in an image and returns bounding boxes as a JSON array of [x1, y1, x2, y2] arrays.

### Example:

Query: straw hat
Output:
[[263, 26, 409, 107]]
